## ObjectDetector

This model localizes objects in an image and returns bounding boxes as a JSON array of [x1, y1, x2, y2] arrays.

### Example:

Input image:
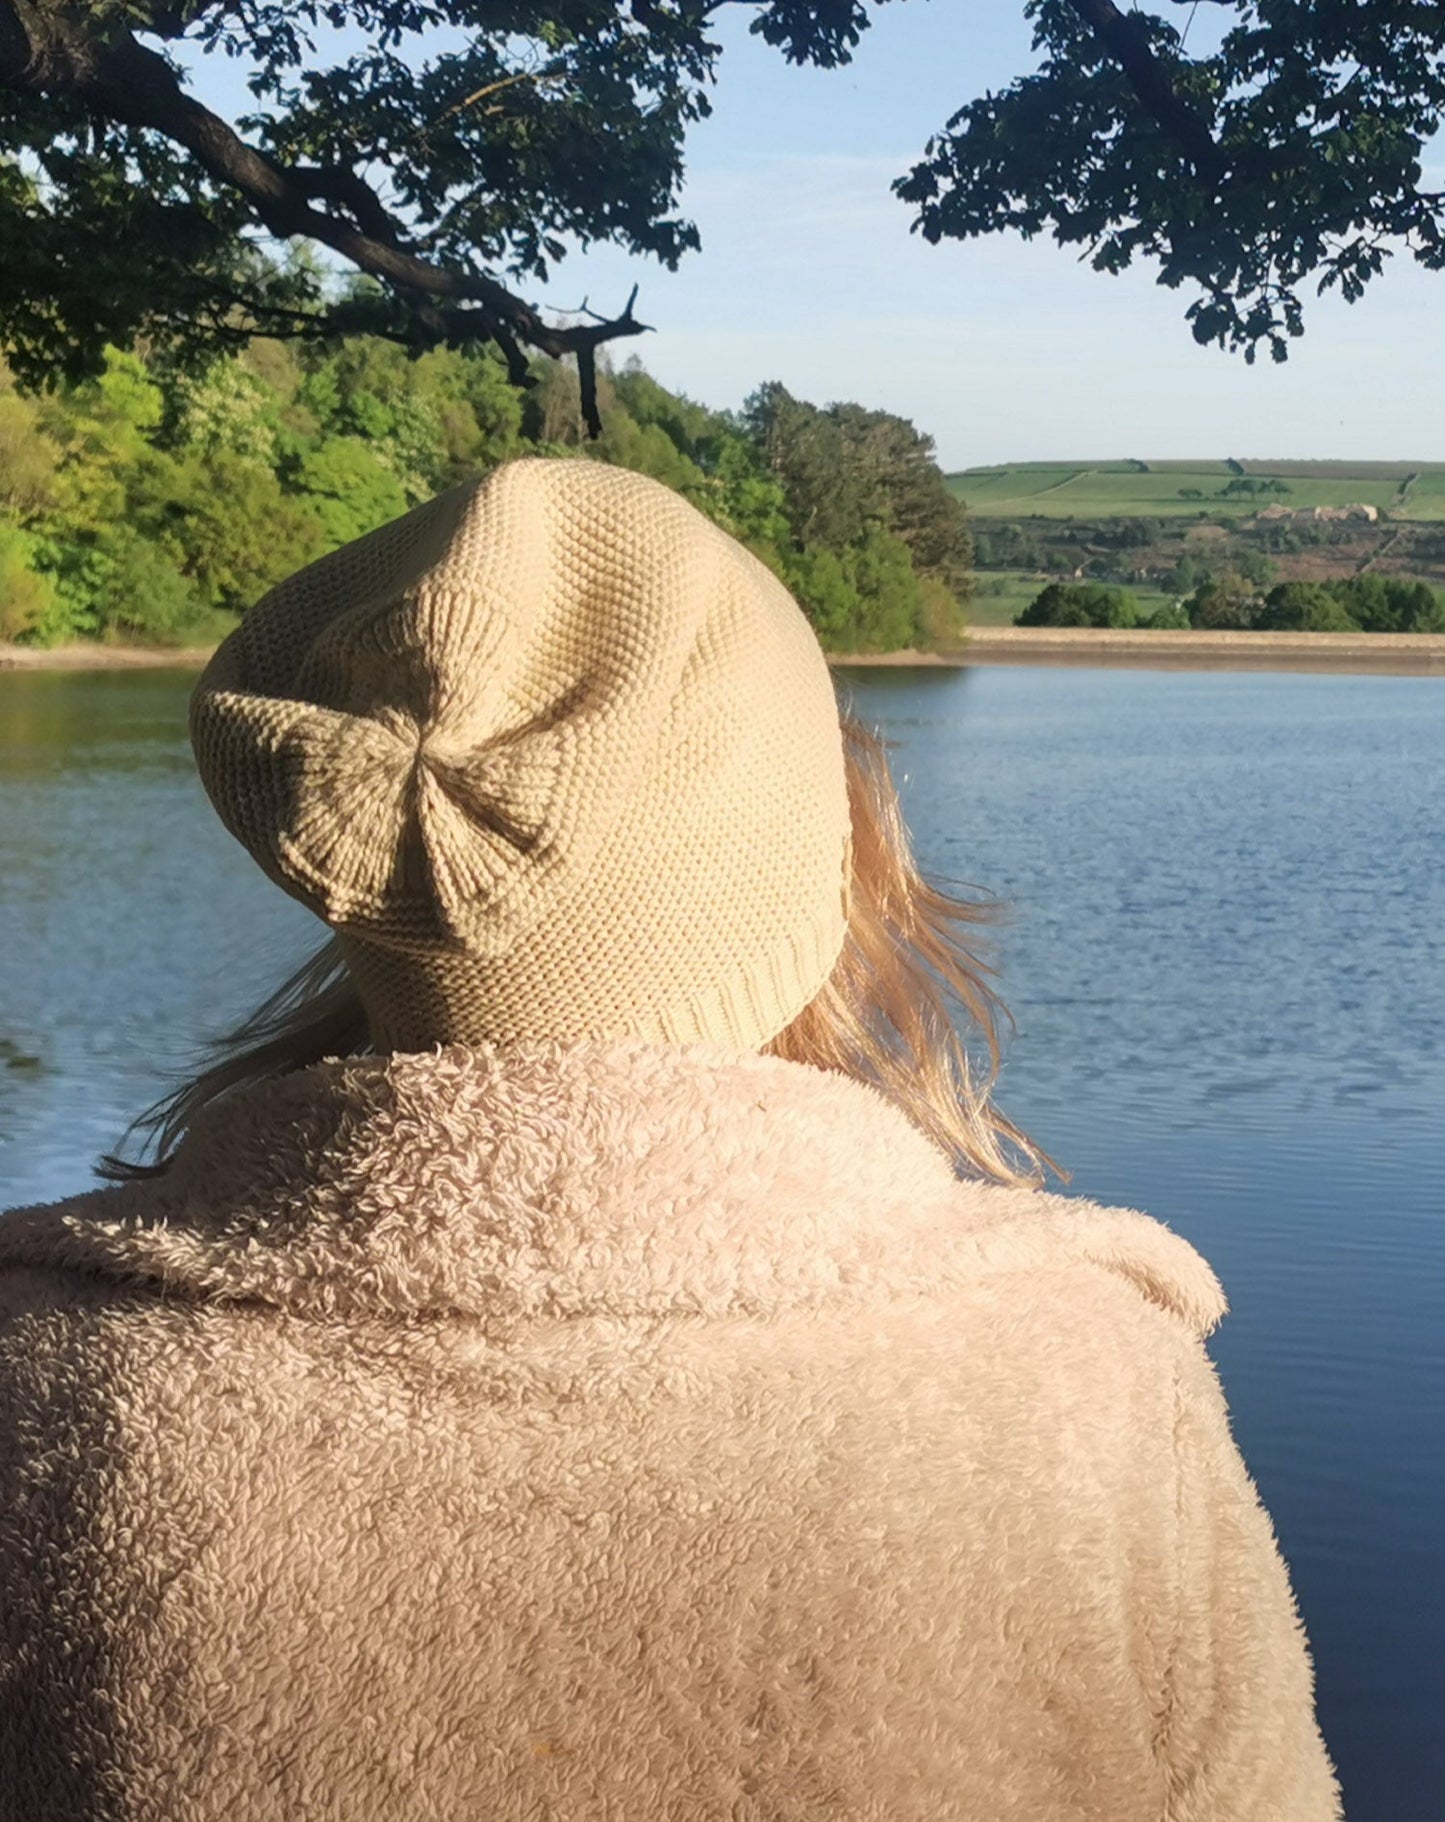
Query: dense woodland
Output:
[[0, 336, 971, 654]]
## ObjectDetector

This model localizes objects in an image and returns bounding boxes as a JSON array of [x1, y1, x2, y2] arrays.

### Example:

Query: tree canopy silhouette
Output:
[[896, 0, 1445, 364], [4, 0, 1444, 425]]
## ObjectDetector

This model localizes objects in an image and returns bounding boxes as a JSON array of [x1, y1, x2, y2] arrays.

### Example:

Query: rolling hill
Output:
[[946, 461, 1445, 522]]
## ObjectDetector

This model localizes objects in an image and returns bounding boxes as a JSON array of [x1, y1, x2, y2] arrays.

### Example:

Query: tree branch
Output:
[[0, 0, 32, 83], [565, 284, 649, 435], [0, 0, 647, 426], [1061, 0, 1226, 187], [288, 165, 399, 244]]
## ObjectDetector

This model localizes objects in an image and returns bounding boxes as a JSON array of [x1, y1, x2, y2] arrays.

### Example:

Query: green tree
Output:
[[742, 384, 870, 554], [611, 360, 718, 466], [39, 349, 166, 538], [594, 415, 709, 503], [844, 526, 924, 652], [18, 348, 191, 641], [1331, 574, 1445, 633], [0, 521, 56, 639], [288, 436, 410, 551], [0, 363, 58, 516], [0, 0, 742, 427], [1017, 582, 1139, 628], [1169, 554, 1198, 596], [1185, 575, 1261, 630], [786, 546, 862, 650], [0, 330, 967, 655], [705, 434, 793, 554], [140, 446, 329, 613], [1233, 548, 1277, 589], [895, 2, 1445, 362], [80, 529, 200, 644], [740, 380, 964, 649], [164, 355, 285, 472], [822, 402, 973, 599], [1219, 478, 1286, 499], [1256, 582, 1360, 633], [7, 0, 1445, 424]]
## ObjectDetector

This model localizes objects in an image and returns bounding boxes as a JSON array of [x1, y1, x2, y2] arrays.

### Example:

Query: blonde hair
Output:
[[102, 710, 1053, 1188]]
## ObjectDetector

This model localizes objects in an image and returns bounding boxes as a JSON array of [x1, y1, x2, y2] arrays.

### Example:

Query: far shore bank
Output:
[[832, 627, 1445, 675], [0, 641, 217, 672], [7, 626, 1445, 677]]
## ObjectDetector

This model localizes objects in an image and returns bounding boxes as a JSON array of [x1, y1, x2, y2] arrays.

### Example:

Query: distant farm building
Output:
[[1253, 502, 1380, 524]]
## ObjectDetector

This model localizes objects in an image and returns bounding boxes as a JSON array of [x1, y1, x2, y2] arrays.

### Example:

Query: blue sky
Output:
[[178, 3, 1445, 471]]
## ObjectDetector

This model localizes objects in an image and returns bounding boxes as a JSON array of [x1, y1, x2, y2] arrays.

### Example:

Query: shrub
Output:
[[918, 573, 967, 645], [786, 547, 862, 648], [90, 532, 202, 643], [1169, 555, 1199, 594], [1257, 583, 1359, 632], [0, 523, 58, 641], [1233, 548, 1277, 588], [1017, 582, 1140, 627], [845, 526, 924, 652], [1331, 575, 1445, 632], [1185, 576, 1261, 629]]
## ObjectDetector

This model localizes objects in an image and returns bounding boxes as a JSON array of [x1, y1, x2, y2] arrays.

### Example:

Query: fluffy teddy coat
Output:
[[0, 1040, 1340, 1820]]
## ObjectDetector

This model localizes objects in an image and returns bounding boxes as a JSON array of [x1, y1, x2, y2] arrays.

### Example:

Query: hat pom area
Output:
[[189, 458, 852, 1051]]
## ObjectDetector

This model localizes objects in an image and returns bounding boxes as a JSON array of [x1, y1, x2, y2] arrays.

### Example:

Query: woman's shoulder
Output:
[[0, 1183, 148, 1304], [874, 1180, 1238, 1492], [927, 1176, 1228, 1344], [0, 1190, 112, 1316]]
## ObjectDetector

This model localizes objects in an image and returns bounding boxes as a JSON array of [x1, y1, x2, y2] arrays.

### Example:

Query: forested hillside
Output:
[[0, 341, 969, 655]]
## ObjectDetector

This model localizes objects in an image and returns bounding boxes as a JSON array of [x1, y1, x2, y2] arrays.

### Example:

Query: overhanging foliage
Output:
[[3, 0, 1444, 418]]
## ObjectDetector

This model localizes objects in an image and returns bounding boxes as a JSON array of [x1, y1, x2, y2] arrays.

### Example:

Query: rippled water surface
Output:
[[3, 662, 1443, 1817]]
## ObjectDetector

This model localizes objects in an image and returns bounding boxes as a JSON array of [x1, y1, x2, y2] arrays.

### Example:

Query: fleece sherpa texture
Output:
[[0, 1042, 1340, 1822]]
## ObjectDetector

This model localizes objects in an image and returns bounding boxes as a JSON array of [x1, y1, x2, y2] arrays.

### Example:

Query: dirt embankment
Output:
[[0, 641, 217, 671], [958, 626, 1445, 671], [831, 628, 1445, 674], [825, 648, 969, 667]]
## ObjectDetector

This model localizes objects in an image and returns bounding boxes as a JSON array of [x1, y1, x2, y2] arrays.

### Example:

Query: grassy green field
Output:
[[1402, 471, 1445, 515], [967, 572, 1049, 625], [948, 461, 1445, 521]]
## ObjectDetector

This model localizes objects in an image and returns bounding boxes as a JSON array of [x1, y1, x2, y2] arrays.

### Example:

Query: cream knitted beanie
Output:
[[190, 458, 852, 1053]]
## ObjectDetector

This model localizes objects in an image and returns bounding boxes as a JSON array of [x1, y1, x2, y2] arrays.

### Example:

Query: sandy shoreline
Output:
[[6, 628, 1445, 676]]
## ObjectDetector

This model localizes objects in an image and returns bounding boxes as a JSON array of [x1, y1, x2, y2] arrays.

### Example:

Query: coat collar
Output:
[[0, 1042, 1224, 1335]]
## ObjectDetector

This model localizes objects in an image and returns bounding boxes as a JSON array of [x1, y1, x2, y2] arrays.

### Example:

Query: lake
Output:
[[3, 660, 1443, 1817]]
